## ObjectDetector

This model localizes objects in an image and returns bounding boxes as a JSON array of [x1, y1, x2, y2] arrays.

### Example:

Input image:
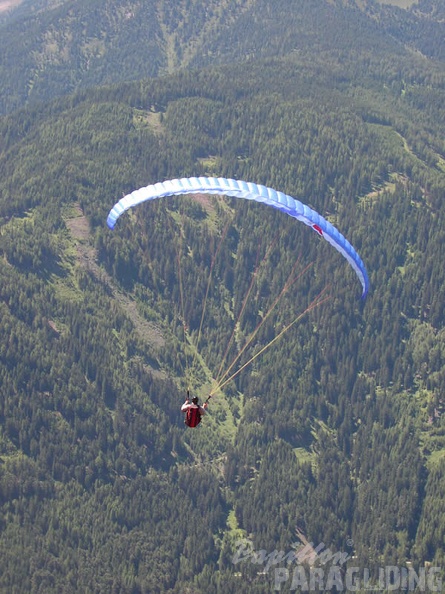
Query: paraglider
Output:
[[181, 391, 208, 428], [107, 176, 369, 426], [107, 176, 369, 297]]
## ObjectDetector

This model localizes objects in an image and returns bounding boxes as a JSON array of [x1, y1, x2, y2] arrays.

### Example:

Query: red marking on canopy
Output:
[[313, 224, 323, 236]]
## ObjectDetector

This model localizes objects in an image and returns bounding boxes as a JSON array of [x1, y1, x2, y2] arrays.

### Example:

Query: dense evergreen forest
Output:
[[1, 0, 445, 592], [0, 0, 444, 114]]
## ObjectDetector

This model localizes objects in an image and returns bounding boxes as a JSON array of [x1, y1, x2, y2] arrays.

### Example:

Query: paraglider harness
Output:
[[184, 391, 211, 428], [185, 406, 202, 428]]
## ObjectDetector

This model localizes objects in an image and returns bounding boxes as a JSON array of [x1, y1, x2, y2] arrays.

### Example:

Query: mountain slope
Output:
[[1, 44, 445, 590], [1, 0, 444, 114]]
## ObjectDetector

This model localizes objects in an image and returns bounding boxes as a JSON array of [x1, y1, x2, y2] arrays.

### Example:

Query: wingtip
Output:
[[106, 215, 116, 230]]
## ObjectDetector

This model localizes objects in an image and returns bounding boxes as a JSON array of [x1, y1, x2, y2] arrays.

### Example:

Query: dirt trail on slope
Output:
[[65, 205, 165, 353]]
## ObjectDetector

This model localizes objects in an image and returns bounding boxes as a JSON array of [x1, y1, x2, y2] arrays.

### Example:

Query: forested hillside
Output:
[[1, 0, 445, 592], [1, 0, 444, 114]]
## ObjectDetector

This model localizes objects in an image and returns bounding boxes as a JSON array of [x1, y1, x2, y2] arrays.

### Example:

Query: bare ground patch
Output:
[[0, 0, 23, 12], [191, 193, 217, 217], [65, 205, 90, 241]]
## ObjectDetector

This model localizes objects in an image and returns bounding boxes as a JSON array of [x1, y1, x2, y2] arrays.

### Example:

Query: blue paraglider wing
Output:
[[107, 177, 369, 297]]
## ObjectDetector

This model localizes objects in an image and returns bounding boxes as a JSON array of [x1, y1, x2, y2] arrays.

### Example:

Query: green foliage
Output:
[[0, 4, 444, 590], [1, 0, 444, 115]]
